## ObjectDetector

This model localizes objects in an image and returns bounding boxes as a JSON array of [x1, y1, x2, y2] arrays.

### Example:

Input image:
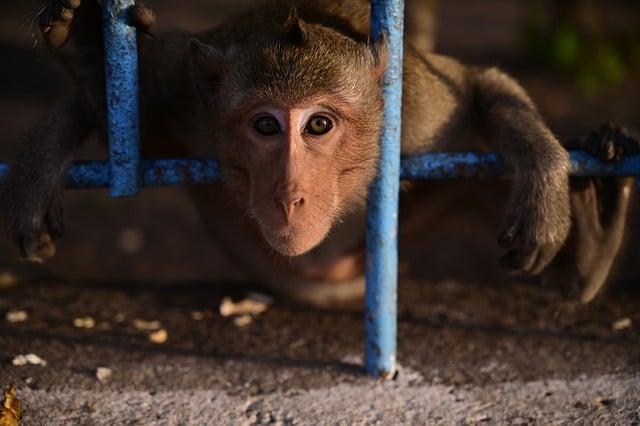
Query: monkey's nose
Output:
[[275, 194, 305, 223]]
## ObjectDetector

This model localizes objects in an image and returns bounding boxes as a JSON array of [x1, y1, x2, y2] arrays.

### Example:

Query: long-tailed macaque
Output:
[[0, 0, 637, 306]]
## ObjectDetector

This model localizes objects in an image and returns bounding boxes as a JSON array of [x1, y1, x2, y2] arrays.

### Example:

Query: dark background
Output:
[[1, 0, 639, 286]]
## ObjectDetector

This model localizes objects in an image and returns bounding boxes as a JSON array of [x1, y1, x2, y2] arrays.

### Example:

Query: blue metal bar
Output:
[[365, 0, 404, 379], [0, 159, 220, 189], [400, 151, 640, 180], [0, 152, 638, 188], [103, 0, 141, 196]]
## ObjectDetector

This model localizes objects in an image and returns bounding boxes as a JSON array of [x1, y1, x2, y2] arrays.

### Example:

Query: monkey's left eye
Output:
[[305, 115, 333, 136]]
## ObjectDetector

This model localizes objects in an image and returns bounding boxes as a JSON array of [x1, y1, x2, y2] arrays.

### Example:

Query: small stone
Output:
[[190, 311, 210, 321], [73, 317, 95, 329], [114, 313, 126, 322], [233, 315, 253, 327], [117, 228, 145, 253], [0, 272, 17, 289], [466, 414, 491, 423], [148, 329, 168, 344], [133, 319, 161, 331], [595, 397, 613, 409], [11, 354, 47, 367], [5, 310, 28, 323], [96, 367, 112, 383], [612, 318, 632, 331]]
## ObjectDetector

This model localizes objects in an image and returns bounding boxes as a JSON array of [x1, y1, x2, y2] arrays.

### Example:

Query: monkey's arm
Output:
[[474, 67, 571, 274], [0, 94, 94, 261], [400, 51, 570, 275]]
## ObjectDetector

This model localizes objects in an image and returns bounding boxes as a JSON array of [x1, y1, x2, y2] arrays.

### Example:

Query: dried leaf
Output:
[[133, 319, 161, 331], [148, 328, 168, 344], [96, 367, 112, 383], [5, 311, 28, 323], [612, 318, 632, 331], [0, 386, 22, 426], [12, 354, 47, 367], [219, 293, 272, 317], [73, 317, 95, 329]]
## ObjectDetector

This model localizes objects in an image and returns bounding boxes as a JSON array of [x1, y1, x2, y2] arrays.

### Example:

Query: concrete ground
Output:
[[1, 277, 639, 424]]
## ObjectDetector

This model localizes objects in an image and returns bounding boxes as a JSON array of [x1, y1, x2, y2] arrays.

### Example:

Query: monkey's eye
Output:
[[253, 116, 281, 136], [305, 115, 333, 136]]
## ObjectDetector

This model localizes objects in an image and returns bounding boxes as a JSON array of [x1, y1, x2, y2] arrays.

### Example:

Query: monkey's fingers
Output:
[[500, 247, 538, 272], [19, 231, 56, 264], [129, 4, 157, 37], [582, 123, 640, 163], [45, 201, 65, 240], [501, 242, 561, 275]]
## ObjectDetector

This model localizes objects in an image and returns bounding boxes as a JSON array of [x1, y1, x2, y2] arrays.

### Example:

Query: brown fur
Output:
[[0, 0, 636, 306]]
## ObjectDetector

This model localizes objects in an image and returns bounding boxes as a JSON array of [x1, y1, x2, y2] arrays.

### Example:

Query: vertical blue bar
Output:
[[365, 0, 404, 378], [103, 0, 141, 196]]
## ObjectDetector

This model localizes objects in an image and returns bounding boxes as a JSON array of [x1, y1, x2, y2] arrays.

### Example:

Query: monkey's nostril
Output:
[[274, 194, 305, 223]]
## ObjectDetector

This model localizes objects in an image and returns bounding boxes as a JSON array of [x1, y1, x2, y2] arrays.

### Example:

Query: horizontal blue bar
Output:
[[0, 151, 637, 188], [0, 159, 220, 189], [401, 151, 640, 180]]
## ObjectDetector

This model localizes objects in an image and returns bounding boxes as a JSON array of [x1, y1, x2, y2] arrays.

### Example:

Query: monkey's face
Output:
[[225, 97, 378, 256], [191, 17, 386, 256]]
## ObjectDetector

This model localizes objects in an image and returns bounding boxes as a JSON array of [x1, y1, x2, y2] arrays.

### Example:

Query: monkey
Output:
[[0, 0, 637, 307], [404, 0, 439, 54]]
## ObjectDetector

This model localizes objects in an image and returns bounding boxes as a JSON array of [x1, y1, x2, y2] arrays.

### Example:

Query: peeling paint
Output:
[[365, 0, 404, 379]]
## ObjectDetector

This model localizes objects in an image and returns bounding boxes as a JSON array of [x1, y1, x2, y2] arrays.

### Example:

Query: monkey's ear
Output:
[[283, 5, 308, 45], [190, 39, 226, 110], [368, 33, 389, 83], [189, 39, 225, 80]]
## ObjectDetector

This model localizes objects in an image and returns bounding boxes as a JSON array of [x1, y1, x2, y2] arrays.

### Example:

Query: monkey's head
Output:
[[190, 13, 387, 256]]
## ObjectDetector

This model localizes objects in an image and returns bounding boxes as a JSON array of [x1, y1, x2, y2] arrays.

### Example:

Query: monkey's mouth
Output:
[[260, 222, 331, 257]]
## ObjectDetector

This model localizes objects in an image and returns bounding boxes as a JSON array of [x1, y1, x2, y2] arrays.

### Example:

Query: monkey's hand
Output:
[[577, 122, 639, 163], [0, 169, 64, 263], [499, 154, 572, 275], [1, 95, 91, 263], [37, 0, 156, 50]]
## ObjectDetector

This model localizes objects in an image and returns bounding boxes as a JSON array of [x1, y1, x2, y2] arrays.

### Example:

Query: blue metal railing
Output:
[[365, 0, 404, 378], [0, 0, 639, 378], [104, 0, 142, 196]]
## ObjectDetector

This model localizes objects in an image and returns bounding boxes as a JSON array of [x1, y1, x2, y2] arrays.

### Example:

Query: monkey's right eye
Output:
[[253, 116, 281, 136]]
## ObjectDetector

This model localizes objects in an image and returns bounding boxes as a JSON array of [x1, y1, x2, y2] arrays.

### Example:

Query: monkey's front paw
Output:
[[0, 185, 64, 263], [499, 199, 571, 275]]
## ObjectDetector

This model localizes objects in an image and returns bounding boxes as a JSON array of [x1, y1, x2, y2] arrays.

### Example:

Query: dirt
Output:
[[1, 278, 639, 424]]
